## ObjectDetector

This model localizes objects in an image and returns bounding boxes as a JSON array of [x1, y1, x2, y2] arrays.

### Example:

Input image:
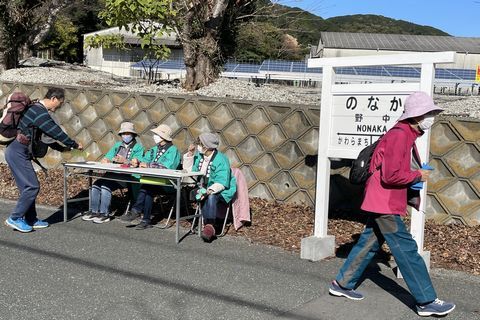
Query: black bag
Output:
[[28, 107, 70, 159], [29, 127, 49, 158], [349, 138, 381, 185]]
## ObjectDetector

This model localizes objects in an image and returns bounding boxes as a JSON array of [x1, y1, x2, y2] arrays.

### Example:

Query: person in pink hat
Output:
[[328, 91, 455, 317]]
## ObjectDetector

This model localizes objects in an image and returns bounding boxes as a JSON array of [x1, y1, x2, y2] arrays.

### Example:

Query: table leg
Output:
[[88, 170, 93, 212], [63, 166, 68, 222], [175, 178, 181, 244]]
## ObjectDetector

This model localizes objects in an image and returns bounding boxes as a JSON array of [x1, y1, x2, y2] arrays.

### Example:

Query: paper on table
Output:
[[66, 149, 89, 158]]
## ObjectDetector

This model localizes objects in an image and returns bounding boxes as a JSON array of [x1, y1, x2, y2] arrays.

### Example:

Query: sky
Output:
[[278, 0, 479, 37]]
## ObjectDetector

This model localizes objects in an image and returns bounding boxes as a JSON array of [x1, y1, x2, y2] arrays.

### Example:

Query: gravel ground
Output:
[[1, 61, 479, 118]]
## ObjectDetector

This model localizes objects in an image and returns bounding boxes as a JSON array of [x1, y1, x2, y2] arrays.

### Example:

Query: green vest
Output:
[[142, 143, 181, 170], [104, 140, 144, 161], [192, 151, 236, 203]]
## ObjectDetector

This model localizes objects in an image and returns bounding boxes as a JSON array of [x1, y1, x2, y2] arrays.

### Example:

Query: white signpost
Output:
[[301, 52, 455, 266]]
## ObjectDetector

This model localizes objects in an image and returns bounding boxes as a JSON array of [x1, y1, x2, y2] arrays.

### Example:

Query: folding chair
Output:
[[191, 197, 232, 237], [155, 188, 192, 229]]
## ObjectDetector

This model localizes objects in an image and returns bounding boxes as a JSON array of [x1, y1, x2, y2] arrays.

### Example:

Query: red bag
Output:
[[0, 92, 31, 144]]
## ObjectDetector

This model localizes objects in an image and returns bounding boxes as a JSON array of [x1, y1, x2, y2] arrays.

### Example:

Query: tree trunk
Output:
[[181, 1, 228, 91], [0, 44, 19, 71], [183, 36, 219, 91], [0, 0, 69, 71]]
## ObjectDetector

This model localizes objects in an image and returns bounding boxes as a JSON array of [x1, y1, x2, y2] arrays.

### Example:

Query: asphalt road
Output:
[[0, 199, 478, 320]]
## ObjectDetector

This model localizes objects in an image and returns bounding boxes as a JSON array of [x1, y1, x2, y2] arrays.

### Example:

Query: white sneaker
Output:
[[92, 215, 111, 224], [82, 212, 99, 221]]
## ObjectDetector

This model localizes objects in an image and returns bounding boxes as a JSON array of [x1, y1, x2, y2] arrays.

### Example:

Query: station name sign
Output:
[[330, 94, 407, 155]]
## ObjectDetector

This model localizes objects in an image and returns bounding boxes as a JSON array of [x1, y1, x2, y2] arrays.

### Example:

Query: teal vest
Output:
[[192, 151, 236, 203]]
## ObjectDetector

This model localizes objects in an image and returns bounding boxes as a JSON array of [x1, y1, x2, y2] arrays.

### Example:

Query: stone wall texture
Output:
[[1, 82, 479, 226]]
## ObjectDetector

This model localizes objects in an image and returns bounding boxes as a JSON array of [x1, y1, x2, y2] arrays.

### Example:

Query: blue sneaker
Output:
[[328, 280, 364, 300], [32, 219, 49, 229], [5, 217, 33, 233], [416, 298, 455, 317]]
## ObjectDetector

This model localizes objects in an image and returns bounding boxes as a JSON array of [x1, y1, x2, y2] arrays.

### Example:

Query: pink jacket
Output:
[[361, 121, 422, 215], [231, 167, 251, 230]]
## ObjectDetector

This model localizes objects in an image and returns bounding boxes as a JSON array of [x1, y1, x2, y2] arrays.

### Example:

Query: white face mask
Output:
[[153, 135, 162, 144], [418, 116, 435, 131], [121, 134, 133, 144], [197, 145, 204, 154]]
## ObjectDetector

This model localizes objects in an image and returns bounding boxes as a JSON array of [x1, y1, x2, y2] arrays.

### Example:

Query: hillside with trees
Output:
[[234, 1, 449, 61]]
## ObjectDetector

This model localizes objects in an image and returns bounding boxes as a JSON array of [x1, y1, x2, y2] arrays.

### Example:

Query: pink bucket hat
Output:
[[398, 91, 443, 121]]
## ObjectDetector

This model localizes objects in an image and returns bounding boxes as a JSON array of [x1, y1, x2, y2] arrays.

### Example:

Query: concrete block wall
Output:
[[0, 82, 478, 226]]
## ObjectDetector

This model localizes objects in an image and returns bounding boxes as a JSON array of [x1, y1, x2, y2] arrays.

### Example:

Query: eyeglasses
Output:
[[53, 96, 64, 104]]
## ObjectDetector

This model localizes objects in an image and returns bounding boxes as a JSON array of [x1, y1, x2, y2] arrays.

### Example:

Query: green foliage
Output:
[[64, 0, 108, 62], [235, 22, 303, 61], [38, 16, 79, 62], [0, 0, 42, 67], [323, 15, 449, 36], [99, 0, 176, 61], [84, 34, 127, 50], [255, 3, 325, 47], [233, 1, 449, 61]]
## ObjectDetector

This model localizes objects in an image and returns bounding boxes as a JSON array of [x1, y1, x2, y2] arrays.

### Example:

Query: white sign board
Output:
[[330, 94, 407, 156]]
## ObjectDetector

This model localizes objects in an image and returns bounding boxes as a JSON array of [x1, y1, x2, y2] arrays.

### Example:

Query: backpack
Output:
[[349, 127, 409, 185], [349, 138, 382, 185], [28, 105, 70, 159], [0, 92, 32, 144]]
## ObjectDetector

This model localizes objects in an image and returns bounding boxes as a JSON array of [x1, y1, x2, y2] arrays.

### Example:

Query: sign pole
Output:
[[301, 66, 335, 261]]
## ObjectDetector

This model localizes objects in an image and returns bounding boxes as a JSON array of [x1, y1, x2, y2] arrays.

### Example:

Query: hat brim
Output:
[[151, 129, 172, 141], [118, 130, 137, 135], [398, 105, 444, 121]]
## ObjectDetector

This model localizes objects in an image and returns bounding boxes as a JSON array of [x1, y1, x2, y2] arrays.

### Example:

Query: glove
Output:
[[195, 188, 207, 201], [411, 163, 434, 190]]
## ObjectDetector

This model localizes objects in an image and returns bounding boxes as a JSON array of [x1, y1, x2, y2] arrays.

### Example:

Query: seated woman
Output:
[[183, 132, 236, 242], [82, 122, 144, 223], [121, 124, 181, 229]]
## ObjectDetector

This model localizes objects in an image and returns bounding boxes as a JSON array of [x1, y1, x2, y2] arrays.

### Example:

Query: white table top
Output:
[[63, 161, 203, 179]]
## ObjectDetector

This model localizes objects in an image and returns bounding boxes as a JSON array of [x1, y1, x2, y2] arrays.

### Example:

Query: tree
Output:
[[38, 16, 79, 63], [92, 0, 176, 84], [98, 0, 255, 90], [235, 21, 303, 61], [0, 0, 71, 71], [175, 1, 254, 90]]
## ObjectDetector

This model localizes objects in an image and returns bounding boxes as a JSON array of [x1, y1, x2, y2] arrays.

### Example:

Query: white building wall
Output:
[[322, 48, 480, 69], [83, 25, 183, 78], [83, 45, 184, 78]]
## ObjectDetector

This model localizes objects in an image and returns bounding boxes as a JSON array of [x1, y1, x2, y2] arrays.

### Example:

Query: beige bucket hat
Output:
[[118, 122, 137, 135], [151, 124, 173, 141]]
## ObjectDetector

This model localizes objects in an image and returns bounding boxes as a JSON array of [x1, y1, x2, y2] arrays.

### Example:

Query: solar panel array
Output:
[[131, 59, 477, 81], [259, 60, 322, 74], [320, 32, 480, 54]]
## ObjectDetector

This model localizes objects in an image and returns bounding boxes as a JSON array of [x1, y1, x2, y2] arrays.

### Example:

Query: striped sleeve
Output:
[[25, 106, 77, 148]]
